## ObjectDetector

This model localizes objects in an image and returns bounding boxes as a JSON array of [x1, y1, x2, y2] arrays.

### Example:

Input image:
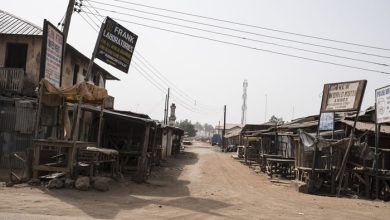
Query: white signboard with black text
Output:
[[321, 80, 366, 112], [40, 20, 64, 87]]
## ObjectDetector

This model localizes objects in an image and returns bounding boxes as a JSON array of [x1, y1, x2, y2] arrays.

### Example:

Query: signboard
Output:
[[319, 112, 334, 131], [40, 20, 64, 87], [376, 85, 390, 124], [95, 17, 138, 73], [320, 80, 367, 112]]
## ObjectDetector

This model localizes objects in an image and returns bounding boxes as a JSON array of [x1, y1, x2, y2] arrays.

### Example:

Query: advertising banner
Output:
[[95, 17, 138, 73]]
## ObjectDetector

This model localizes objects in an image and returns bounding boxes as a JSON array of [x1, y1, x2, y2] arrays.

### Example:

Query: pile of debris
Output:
[[28, 174, 113, 192]]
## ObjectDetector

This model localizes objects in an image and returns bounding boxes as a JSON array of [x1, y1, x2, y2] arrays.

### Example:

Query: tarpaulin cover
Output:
[[298, 129, 350, 151], [40, 79, 108, 106]]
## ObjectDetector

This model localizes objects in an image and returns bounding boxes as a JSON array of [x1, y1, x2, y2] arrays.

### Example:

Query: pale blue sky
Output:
[[3, 0, 390, 126]]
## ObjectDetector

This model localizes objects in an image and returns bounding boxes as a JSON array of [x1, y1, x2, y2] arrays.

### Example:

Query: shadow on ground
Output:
[[35, 148, 232, 219]]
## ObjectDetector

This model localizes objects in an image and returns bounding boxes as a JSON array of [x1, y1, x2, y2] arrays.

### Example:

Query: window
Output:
[[5, 43, 28, 71], [72, 64, 79, 85]]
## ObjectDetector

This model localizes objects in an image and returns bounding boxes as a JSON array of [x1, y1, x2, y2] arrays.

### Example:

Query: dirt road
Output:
[[1, 142, 389, 219]]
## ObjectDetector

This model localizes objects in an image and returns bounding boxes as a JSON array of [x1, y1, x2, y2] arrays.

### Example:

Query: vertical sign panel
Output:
[[376, 85, 390, 124], [95, 17, 138, 73], [40, 20, 64, 87], [319, 112, 334, 131]]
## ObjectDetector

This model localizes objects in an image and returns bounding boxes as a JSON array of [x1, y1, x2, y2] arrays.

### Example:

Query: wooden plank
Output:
[[33, 165, 69, 172]]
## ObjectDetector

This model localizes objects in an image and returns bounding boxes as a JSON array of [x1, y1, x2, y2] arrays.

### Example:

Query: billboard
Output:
[[319, 112, 334, 131], [40, 20, 64, 87], [95, 17, 138, 73], [320, 80, 367, 112], [376, 85, 390, 124]]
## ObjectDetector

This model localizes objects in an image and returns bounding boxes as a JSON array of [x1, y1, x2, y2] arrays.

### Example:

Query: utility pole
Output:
[[264, 94, 268, 123], [164, 88, 170, 125], [163, 94, 168, 124], [222, 105, 226, 150], [61, 0, 76, 86], [241, 80, 248, 125]]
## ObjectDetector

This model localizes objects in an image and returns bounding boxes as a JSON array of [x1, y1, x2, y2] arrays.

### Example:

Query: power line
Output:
[[78, 12, 99, 31], [77, 6, 220, 111], [132, 62, 208, 114], [83, 0, 104, 23], [82, 5, 389, 66], [134, 52, 221, 111], [85, 1, 390, 59], [92, 0, 390, 51], [77, 12, 220, 114], [81, 11, 390, 75]]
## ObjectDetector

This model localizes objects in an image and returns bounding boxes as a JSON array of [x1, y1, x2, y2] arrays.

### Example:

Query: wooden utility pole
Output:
[[61, 0, 76, 86], [222, 105, 226, 150], [164, 88, 170, 125], [136, 123, 151, 183], [163, 94, 168, 124]]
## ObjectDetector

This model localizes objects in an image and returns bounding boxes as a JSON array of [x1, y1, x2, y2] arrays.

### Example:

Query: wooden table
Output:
[[266, 157, 295, 179], [32, 139, 96, 178]]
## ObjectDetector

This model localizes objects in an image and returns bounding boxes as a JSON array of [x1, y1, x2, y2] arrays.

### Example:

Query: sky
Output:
[[2, 0, 390, 126]]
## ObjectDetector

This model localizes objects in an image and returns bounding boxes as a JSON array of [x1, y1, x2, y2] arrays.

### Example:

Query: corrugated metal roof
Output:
[[0, 10, 42, 35]]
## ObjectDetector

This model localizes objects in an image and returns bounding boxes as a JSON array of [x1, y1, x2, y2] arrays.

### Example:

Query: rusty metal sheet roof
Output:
[[341, 119, 390, 134], [0, 10, 42, 35]]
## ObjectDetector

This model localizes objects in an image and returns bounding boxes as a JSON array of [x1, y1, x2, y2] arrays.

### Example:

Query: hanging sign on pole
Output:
[[95, 17, 138, 73], [375, 85, 390, 124]]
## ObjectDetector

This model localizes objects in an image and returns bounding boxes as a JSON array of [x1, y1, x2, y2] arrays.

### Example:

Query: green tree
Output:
[[268, 115, 284, 125], [177, 119, 197, 137]]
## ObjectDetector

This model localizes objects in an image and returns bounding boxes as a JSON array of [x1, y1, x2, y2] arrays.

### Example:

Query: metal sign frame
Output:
[[39, 19, 64, 87]]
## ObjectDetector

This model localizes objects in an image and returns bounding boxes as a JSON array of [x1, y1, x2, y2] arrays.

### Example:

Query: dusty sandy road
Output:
[[0, 141, 389, 219]]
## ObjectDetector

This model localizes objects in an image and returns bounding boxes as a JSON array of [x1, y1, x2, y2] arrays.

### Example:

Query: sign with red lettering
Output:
[[320, 80, 366, 112], [40, 20, 64, 87], [95, 17, 138, 73]]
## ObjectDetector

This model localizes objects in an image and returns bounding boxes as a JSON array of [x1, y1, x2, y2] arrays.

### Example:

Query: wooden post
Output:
[[375, 123, 381, 199], [34, 85, 44, 139], [136, 123, 151, 183], [336, 111, 360, 196], [85, 22, 105, 82], [222, 105, 226, 150], [97, 105, 104, 147]]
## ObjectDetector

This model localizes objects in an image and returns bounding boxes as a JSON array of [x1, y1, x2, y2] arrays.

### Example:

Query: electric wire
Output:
[[78, 12, 99, 32], [82, 5, 389, 66], [80, 0, 216, 110], [134, 52, 221, 111], [81, 11, 390, 75], [85, 1, 390, 59], [133, 53, 221, 111], [132, 62, 206, 114], [94, 0, 390, 51], [83, 0, 104, 23], [77, 12, 217, 115], [79, 3, 220, 111]]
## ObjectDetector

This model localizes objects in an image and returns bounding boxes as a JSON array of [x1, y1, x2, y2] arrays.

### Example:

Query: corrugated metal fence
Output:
[[0, 97, 36, 168]]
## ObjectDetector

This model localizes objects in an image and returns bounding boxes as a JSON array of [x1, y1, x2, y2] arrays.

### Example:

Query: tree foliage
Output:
[[177, 119, 197, 137], [268, 115, 284, 125]]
